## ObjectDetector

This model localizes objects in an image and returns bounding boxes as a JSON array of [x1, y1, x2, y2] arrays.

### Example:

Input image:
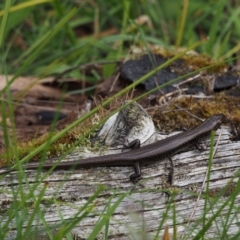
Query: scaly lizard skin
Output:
[[0, 114, 225, 183]]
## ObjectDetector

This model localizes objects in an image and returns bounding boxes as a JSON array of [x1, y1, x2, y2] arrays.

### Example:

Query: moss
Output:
[[0, 96, 125, 166], [152, 93, 240, 132]]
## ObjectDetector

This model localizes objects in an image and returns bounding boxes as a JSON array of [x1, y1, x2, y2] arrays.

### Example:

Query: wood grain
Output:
[[0, 127, 239, 239]]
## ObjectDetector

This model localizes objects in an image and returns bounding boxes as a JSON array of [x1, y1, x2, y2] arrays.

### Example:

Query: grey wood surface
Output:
[[0, 127, 239, 239]]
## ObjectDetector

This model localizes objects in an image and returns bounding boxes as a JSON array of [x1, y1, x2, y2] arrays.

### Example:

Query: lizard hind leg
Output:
[[130, 162, 142, 184]]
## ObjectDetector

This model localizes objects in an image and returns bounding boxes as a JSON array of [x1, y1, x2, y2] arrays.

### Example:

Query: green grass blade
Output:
[[0, 0, 11, 48], [0, 7, 78, 97], [0, 0, 53, 17], [87, 193, 127, 240], [54, 185, 106, 239], [176, 0, 189, 47], [8, 40, 203, 168], [192, 175, 240, 239], [22, 183, 48, 238]]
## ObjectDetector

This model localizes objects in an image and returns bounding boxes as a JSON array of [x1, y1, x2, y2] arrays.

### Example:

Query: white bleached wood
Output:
[[0, 127, 240, 239]]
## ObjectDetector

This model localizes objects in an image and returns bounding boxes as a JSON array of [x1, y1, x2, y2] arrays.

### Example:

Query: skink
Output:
[[0, 114, 225, 182]]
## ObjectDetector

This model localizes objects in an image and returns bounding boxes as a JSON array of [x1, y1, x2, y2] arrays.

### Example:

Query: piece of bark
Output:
[[0, 127, 239, 239], [0, 75, 87, 150]]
